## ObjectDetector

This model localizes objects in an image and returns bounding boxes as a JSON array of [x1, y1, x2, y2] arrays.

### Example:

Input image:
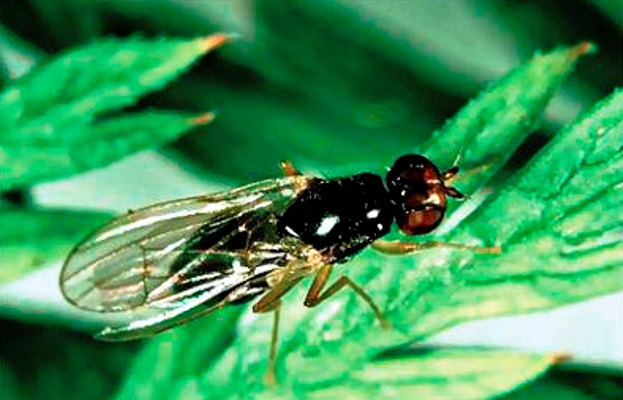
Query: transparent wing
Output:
[[93, 238, 302, 341], [60, 176, 313, 315]]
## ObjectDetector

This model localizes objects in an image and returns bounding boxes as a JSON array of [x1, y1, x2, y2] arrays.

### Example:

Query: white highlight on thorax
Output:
[[366, 209, 380, 219], [316, 215, 340, 236]]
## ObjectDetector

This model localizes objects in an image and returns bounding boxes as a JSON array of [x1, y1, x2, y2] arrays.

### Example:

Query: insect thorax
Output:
[[277, 173, 394, 263]]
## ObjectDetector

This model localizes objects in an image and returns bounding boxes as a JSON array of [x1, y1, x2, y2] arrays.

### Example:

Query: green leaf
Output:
[[259, 348, 557, 400], [114, 43, 618, 399], [1, 33, 228, 139], [0, 34, 228, 190], [0, 208, 112, 283], [423, 42, 597, 218], [203, 62, 620, 396], [1, 110, 215, 190], [118, 345, 558, 400], [115, 307, 243, 400]]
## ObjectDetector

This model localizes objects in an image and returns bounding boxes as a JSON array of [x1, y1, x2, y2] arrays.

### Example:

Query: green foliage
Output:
[[422, 42, 597, 217], [1, 2, 621, 400], [1, 109, 215, 190], [501, 367, 623, 400], [0, 361, 23, 400], [113, 45, 622, 399], [0, 24, 44, 81], [168, 1, 619, 183], [424, 42, 597, 179], [115, 307, 243, 400], [197, 64, 621, 400], [0, 34, 226, 189], [0, 319, 140, 400], [0, 208, 112, 282], [252, 348, 558, 400]]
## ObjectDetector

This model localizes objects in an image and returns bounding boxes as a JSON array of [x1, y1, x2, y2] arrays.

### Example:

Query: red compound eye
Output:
[[397, 205, 445, 235], [394, 187, 447, 235], [386, 154, 451, 236], [386, 154, 442, 198]]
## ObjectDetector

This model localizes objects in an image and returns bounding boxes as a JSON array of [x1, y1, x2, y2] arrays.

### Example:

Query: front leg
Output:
[[372, 239, 501, 255]]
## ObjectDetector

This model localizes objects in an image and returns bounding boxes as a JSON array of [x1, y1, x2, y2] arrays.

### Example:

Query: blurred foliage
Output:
[[0, 318, 141, 400], [0, 24, 44, 80], [119, 69, 620, 400], [0, 208, 112, 283], [0, 35, 225, 190], [115, 307, 244, 400], [2, 0, 620, 183], [0, 1, 621, 400], [501, 366, 623, 400]]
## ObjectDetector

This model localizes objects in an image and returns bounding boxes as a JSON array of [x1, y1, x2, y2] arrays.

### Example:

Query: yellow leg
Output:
[[372, 239, 501, 255], [255, 301, 281, 386], [304, 265, 390, 328], [252, 277, 303, 385]]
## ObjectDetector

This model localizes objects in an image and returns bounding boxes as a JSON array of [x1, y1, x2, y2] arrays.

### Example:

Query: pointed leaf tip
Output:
[[569, 41, 598, 58], [0, 35, 230, 189], [190, 111, 217, 125], [199, 32, 238, 52], [547, 352, 573, 365]]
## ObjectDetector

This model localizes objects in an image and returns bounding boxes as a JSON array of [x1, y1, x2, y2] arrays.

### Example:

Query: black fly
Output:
[[60, 155, 500, 383]]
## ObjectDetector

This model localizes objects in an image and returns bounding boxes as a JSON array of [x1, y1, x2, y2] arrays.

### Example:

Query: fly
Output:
[[60, 154, 501, 383]]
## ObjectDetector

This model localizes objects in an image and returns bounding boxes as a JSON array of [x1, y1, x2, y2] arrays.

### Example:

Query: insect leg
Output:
[[372, 239, 501, 255], [252, 276, 303, 313], [258, 300, 281, 386], [304, 265, 390, 328], [279, 160, 301, 177], [252, 276, 303, 384]]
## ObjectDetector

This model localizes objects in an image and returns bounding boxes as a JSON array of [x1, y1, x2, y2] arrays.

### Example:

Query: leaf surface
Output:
[[0, 34, 227, 189], [113, 44, 622, 400]]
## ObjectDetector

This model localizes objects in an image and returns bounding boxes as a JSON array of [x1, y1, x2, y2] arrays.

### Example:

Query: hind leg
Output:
[[252, 277, 303, 385], [304, 264, 390, 328]]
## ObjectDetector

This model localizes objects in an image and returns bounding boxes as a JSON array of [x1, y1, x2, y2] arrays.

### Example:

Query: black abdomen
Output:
[[277, 173, 393, 262]]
